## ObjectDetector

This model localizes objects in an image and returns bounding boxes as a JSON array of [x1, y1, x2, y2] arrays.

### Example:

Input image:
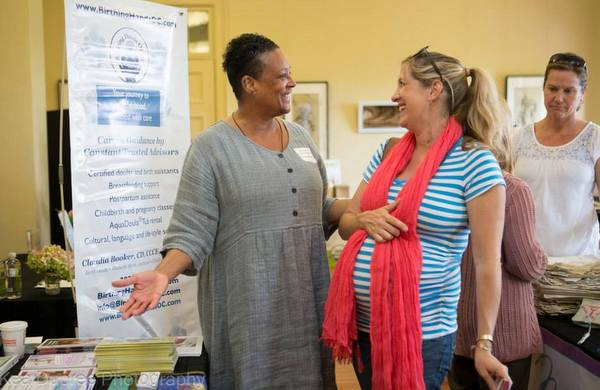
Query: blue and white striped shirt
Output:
[[353, 138, 504, 339]]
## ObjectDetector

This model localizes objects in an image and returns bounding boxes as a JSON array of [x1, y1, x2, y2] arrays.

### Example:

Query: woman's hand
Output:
[[474, 347, 511, 389], [111, 271, 170, 320], [356, 200, 407, 242]]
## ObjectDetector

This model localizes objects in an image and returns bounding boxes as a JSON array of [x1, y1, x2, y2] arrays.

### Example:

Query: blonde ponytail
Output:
[[455, 68, 511, 168]]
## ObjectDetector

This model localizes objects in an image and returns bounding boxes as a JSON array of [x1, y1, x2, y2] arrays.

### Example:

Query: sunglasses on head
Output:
[[411, 46, 445, 81], [410, 46, 455, 112], [548, 53, 587, 70]]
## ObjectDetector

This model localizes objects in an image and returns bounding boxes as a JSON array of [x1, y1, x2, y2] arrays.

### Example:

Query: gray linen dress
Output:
[[163, 120, 337, 389]]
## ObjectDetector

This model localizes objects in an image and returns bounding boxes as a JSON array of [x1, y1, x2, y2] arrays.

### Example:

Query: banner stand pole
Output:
[[58, 37, 77, 307]]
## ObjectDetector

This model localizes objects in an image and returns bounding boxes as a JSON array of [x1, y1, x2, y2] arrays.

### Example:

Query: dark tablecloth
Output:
[[538, 315, 600, 361], [0, 254, 77, 339]]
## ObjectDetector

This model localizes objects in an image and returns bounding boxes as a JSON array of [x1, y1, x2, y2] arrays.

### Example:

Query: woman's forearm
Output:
[[467, 185, 505, 342], [328, 198, 351, 226], [475, 257, 502, 337], [155, 249, 193, 280], [338, 211, 362, 240]]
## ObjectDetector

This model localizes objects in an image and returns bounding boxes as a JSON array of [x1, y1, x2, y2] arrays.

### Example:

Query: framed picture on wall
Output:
[[286, 81, 328, 157], [358, 100, 406, 134], [505, 75, 546, 128]]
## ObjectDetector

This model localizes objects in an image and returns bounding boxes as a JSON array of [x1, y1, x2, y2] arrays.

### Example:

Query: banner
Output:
[[65, 0, 201, 338]]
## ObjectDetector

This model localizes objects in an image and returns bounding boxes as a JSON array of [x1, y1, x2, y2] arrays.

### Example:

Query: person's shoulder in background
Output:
[[503, 171, 531, 196], [503, 172, 537, 213]]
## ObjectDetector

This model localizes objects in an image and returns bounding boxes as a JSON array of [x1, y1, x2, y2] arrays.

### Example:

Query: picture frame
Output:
[[286, 81, 328, 157], [505, 75, 545, 128], [358, 100, 406, 134]]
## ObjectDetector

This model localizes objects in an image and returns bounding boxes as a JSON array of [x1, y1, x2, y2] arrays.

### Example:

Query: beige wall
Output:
[[7, 0, 600, 252], [43, 0, 66, 112], [0, 0, 48, 256], [588, 3, 600, 126], [221, 0, 599, 190]]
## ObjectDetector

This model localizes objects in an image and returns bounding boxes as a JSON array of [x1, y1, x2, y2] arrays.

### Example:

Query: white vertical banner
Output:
[[65, 0, 201, 338]]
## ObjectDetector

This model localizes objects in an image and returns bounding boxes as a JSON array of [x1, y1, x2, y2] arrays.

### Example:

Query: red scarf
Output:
[[322, 117, 462, 389]]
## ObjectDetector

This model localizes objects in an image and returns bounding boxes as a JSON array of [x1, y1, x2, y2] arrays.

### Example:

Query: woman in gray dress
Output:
[[113, 33, 346, 389]]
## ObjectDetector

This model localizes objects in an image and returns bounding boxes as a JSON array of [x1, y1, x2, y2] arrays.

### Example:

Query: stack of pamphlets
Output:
[[0, 340, 99, 390], [95, 338, 177, 377], [10, 352, 96, 389], [172, 336, 203, 357], [2, 374, 95, 390], [535, 256, 600, 315], [36, 338, 103, 355], [19, 352, 96, 376], [0, 355, 19, 380], [22, 353, 95, 370]]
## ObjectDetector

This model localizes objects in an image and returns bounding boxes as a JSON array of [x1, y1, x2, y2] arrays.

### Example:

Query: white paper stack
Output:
[[0, 355, 19, 379], [172, 336, 203, 357], [535, 256, 600, 315]]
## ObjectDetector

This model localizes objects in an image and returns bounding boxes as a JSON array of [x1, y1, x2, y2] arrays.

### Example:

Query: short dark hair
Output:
[[222, 33, 279, 99], [544, 52, 588, 91]]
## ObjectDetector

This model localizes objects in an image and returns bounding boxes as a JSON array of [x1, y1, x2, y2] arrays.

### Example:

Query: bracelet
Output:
[[471, 341, 492, 353], [477, 334, 494, 343]]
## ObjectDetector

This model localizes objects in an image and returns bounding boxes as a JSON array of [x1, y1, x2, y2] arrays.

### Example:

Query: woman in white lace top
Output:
[[513, 53, 600, 257]]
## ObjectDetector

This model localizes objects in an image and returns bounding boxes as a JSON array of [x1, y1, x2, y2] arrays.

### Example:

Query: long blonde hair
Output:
[[402, 50, 511, 167], [494, 102, 514, 172]]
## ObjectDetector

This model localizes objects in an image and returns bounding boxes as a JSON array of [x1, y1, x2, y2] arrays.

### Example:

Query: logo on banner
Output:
[[110, 27, 149, 83]]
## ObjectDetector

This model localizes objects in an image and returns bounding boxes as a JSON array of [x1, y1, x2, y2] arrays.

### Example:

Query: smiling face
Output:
[[251, 49, 296, 116], [543, 69, 584, 120], [391, 65, 433, 130]]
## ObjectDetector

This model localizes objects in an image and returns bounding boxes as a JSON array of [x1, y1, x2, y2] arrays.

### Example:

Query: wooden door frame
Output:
[[158, 0, 227, 120]]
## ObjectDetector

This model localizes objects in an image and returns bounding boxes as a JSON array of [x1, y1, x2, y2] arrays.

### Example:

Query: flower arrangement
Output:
[[27, 244, 72, 280]]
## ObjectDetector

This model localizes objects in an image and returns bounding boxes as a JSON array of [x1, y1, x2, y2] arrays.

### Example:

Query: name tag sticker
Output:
[[294, 147, 317, 163]]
